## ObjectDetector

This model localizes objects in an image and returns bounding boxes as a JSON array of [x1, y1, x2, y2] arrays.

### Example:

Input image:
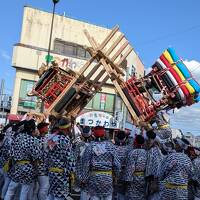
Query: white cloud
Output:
[[149, 59, 200, 135], [184, 60, 200, 82], [144, 67, 152, 74], [170, 103, 200, 135], [0, 49, 11, 60], [168, 60, 200, 135]]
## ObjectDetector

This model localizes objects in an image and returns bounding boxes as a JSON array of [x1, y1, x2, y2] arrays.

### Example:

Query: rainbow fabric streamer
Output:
[[153, 47, 200, 106]]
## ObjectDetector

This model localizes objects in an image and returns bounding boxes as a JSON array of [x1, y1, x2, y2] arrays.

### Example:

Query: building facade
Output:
[[11, 6, 144, 130]]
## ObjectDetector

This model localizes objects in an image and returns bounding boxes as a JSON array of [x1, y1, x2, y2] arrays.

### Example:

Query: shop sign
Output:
[[76, 111, 119, 129]]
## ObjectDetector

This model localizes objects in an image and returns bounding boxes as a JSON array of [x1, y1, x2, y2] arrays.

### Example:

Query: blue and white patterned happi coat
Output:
[[36, 136, 49, 176], [124, 148, 148, 200], [74, 140, 90, 192], [9, 132, 41, 184], [155, 127, 172, 141], [190, 157, 200, 199], [158, 152, 193, 200], [0, 137, 11, 169], [115, 144, 131, 194], [145, 145, 164, 178], [47, 133, 75, 199], [0, 129, 15, 170], [81, 140, 121, 198]]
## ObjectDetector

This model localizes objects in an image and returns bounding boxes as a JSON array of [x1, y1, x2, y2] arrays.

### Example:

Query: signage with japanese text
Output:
[[76, 111, 119, 129], [100, 94, 106, 110]]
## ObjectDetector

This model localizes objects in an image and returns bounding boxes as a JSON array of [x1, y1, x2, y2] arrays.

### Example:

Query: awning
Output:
[[7, 114, 23, 121]]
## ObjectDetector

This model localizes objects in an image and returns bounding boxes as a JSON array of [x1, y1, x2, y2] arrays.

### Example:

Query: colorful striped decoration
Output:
[[153, 47, 200, 106]]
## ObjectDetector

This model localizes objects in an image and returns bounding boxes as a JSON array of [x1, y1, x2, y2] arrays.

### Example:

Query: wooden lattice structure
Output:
[[30, 25, 200, 129], [30, 26, 146, 127]]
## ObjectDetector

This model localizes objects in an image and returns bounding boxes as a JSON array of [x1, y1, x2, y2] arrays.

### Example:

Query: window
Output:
[[54, 39, 91, 59], [85, 92, 115, 113], [64, 44, 76, 56], [77, 46, 86, 58], [18, 80, 37, 109], [54, 42, 65, 54], [105, 95, 114, 112], [93, 93, 101, 110], [131, 65, 136, 76], [86, 51, 91, 59]]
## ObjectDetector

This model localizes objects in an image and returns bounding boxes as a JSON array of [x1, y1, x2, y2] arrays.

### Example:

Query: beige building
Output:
[[11, 6, 144, 129]]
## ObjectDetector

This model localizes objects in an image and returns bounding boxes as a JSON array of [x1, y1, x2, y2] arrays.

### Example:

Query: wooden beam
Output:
[[111, 41, 129, 62], [105, 58, 125, 76], [101, 75, 110, 84], [105, 34, 124, 56], [83, 29, 98, 49], [85, 63, 101, 79], [117, 46, 133, 66], [87, 31, 126, 77], [113, 79, 140, 125], [87, 36, 125, 77], [99, 57, 119, 78], [99, 58, 140, 125], [93, 70, 106, 83], [78, 56, 96, 74], [99, 25, 120, 50], [84, 46, 96, 57]]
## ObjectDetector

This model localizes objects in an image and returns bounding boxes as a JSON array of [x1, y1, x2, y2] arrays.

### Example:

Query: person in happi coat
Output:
[[81, 126, 121, 200], [124, 134, 147, 200], [74, 126, 92, 200], [191, 154, 200, 200], [145, 130, 163, 199], [4, 119, 41, 200], [35, 122, 50, 200], [2, 121, 28, 200], [47, 117, 75, 200], [124, 131, 134, 147], [0, 133, 5, 192], [114, 130, 130, 200], [153, 111, 172, 140], [158, 138, 193, 200], [0, 124, 13, 200], [185, 146, 200, 200], [48, 115, 58, 134]]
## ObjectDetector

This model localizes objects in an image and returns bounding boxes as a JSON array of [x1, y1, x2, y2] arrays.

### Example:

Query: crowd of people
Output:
[[0, 112, 200, 200]]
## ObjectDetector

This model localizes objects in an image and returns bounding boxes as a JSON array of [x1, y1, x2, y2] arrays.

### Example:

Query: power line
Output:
[[137, 24, 200, 46]]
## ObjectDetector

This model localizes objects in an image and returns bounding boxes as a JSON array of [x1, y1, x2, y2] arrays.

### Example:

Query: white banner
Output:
[[76, 111, 119, 129]]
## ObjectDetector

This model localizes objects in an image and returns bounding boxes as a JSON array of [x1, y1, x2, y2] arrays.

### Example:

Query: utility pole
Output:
[[46, 0, 60, 66], [0, 79, 5, 98], [41, 0, 60, 113], [0, 79, 5, 124]]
